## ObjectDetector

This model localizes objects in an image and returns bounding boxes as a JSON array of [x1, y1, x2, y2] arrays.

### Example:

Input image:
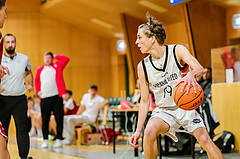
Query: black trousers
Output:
[[41, 95, 63, 140], [0, 95, 30, 158]]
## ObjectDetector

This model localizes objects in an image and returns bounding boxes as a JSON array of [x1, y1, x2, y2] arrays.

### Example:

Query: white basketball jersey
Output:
[[142, 45, 190, 109]]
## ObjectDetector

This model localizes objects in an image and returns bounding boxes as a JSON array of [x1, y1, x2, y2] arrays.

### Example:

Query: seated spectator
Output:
[[62, 84, 109, 145], [49, 90, 79, 135], [29, 94, 42, 137]]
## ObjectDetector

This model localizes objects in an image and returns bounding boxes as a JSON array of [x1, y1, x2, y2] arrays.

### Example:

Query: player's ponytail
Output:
[[138, 12, 167, 45]]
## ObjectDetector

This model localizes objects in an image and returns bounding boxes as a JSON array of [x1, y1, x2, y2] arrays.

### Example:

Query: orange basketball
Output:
[[173, 82, 204, 111]]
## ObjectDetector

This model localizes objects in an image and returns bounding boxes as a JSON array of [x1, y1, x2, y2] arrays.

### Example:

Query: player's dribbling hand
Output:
[[0, 65, 10, 79], [176, 72, 200, 94], [129, 131, 141, 148]]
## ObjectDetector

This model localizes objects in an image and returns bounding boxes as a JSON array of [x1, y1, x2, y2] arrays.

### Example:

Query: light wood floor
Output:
[[8, 143, 84, 159]]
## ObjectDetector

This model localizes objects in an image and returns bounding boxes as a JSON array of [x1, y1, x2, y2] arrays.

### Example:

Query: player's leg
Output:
[[49, 115, 56, 134], [29, 115, 36, 137], [35, 113, 42, 137], [143, 117, 169, 159], [193, 127, 223, 159], [0, 122, 10, 159], [0, 134, 10, 159]]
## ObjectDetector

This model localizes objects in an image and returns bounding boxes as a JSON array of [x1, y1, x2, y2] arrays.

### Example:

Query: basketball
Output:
[[173, 82, 204, 111]]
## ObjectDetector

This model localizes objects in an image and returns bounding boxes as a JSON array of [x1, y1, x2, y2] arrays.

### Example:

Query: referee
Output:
[[0, 33, 33, 159]]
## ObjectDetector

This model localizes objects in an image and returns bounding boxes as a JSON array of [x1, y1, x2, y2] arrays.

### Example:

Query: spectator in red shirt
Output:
[[35, 52, 69, 149]]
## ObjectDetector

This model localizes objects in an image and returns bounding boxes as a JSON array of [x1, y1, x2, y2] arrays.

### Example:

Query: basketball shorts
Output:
[[0, 122, 7, 139], [150, 107, 205, 142]]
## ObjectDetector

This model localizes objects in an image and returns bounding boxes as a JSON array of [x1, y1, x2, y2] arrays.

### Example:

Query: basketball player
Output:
[[129, 14, 223, 159], [0, 0, 10, 159]]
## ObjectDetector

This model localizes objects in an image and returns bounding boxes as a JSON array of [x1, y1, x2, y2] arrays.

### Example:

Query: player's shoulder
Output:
[[137, 54, 151, 70], [138, 54, 150, 66]]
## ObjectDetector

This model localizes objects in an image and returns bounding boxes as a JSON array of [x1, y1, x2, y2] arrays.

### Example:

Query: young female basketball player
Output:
[[129, 14, 223, 159], [0, 0, 10, 159]]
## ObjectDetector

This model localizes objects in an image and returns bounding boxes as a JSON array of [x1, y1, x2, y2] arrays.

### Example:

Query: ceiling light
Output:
[[90, 18, 114, 29], [138, 0, 167, 13], [114, 33, 124, 38]]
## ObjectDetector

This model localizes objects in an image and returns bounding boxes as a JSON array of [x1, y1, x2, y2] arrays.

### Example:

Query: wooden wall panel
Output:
[[121, 14, 146, 93], [165, 21, 190, 47], [226, 7, 240, 45], [187, 0, 227, 67]]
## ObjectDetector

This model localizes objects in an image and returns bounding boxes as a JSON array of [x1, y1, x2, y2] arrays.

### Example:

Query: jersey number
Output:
[[163, 85, 173, 98]]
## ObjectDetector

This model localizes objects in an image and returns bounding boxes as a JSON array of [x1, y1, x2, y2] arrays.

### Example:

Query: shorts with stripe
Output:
[[151, 107, 205, 142]]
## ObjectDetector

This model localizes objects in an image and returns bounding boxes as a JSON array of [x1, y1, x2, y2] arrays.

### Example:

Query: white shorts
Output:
[[150, 107, 205, 142]]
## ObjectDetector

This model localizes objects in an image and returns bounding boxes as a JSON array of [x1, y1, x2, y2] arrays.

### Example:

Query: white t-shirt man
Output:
[[80, 93, 105, 122], [63, 93, 105, 142]]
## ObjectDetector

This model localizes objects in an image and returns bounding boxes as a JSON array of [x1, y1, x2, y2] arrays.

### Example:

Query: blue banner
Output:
[[170, 0, 187, 5]]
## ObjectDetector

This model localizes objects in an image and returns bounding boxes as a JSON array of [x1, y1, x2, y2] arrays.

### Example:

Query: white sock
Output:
[[30, 127, 36, 133], [37, 129, 42, 136]]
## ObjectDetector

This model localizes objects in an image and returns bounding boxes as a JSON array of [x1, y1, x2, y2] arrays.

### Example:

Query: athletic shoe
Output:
[[62, 138, 72, 145], [41, 140, 49, 149], [53, 139, 62, 148]]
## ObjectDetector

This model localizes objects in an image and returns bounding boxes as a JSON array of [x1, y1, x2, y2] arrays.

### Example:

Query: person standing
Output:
[[0, 1, 11, 159], [129, 14, 223, 159], [0, 33, 33, 159], [35, 52, 69, 148]]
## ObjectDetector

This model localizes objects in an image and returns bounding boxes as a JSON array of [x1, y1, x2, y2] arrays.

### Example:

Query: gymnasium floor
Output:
[[7, 135, 240, 159]]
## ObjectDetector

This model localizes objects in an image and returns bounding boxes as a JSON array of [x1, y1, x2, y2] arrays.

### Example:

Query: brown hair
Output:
[[44, 51, 54, 59], [138, 13, 167, 45]]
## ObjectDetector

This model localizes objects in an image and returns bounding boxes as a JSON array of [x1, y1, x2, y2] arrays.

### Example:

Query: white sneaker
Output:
[[62, 138, 72, 145], [42, 140, 49, 149], [29, 128, 36, 137], [53, 139, 62, 148]]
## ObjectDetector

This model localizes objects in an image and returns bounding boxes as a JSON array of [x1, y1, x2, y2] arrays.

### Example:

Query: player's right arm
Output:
[[129, 62, 150, 148]]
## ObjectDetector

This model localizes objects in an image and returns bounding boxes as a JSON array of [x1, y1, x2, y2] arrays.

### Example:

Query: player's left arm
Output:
[[175, 45, 206, 94], [25, 69, 34, 92]]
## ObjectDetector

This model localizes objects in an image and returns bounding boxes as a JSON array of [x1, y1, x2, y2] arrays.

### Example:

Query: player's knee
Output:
[[144, 127, 157, 141], [197, 133, 211, 146]]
